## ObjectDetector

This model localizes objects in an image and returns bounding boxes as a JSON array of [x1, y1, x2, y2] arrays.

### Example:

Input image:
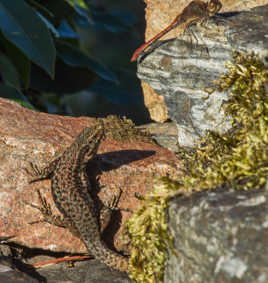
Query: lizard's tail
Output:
[[85, 239, 129, 272], [64, 189, 129, 272], [101, 245, 129, 272]]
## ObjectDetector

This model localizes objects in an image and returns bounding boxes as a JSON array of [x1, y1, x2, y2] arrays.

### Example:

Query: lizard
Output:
[[27, 120, 129, 272]]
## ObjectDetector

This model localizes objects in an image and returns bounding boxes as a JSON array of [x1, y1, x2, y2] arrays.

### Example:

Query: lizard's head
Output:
[[207, 0, 222, 16], [78, 120, 105, 160]]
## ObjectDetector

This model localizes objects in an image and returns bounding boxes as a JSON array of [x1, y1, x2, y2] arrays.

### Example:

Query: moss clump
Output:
[[104, 115, 154, 143], [125, 179, 180, 283], [181, 51, 268, 191], [126, 51, 268, 283]]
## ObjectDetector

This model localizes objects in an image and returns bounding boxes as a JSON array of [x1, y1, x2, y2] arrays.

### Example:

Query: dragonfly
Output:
[[130, 0, 222, 62]]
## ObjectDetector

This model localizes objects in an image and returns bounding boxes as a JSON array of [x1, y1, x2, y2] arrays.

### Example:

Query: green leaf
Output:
[[27, 0, 76, 22], [26, 0, 55, 20], [0, 51, 21, 90], [30, 58, 97, 94], [56, 40, 119, 83], [66, 0, 87, 9], [0, 32, 31, 88], [0, 83, 35, 109], [0, 0, 56, 77]]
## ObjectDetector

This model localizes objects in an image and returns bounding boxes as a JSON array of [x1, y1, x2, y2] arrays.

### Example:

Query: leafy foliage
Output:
[[0, 0, 117, 109]]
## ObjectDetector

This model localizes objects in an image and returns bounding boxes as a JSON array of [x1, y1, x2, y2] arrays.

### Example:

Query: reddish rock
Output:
[[0, 98, 181, 255]]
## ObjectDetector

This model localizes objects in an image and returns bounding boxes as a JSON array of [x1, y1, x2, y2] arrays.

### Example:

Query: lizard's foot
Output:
[[24, 162, 47, 183], [26, 189, 67, 227], [26, 190, 81, 237], [27, 190, 80, 237], [102, 186, 122, 211], [99, 186, 122, 233], [100, 186, 132, 233], [102, 186, 132, 213]]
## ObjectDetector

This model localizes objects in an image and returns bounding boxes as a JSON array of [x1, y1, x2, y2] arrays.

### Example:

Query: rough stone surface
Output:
[[0, 268, 39, 283], [0, 251, 131, 283], [142, 81, 169, 123], [36, 260, 132, 283], [138, 121, 178, 152], [0, 98, 181, 256], [138, 0, 268, 125], [0, 237, 131, 282], [165, 183, 268, 283], [0, 240, 40, 283], [136, 3, 268, 147], [143, 0, 268, 43]]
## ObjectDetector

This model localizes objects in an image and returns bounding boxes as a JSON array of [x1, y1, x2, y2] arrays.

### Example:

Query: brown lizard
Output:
[[28, 120, 129, 272]]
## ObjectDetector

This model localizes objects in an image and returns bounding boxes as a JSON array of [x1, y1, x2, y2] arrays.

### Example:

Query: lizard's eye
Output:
[[207, 0, 222, 15]]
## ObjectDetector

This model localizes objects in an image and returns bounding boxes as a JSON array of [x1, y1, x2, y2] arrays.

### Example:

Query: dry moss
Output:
[[104, 115, 154, 143], [126, 51, 268, 283]]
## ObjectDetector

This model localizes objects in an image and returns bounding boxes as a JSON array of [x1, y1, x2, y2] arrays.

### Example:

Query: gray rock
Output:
[[0, 240, 39, 282], [138, 121, 179, 152], [37, 260, 132, 283], [136, 4, 268, 147], [0, 238, 40, 283], [164, 183, 268, 283]]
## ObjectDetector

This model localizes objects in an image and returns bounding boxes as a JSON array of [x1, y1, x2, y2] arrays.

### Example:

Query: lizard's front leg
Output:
[[25, 162, 52, 183], [26, 148, 65, 183]]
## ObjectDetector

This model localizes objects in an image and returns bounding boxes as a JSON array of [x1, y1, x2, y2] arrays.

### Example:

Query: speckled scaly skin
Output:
[[29, 121, 128, 272]]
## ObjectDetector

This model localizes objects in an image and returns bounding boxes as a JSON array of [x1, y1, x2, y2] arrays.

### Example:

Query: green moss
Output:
[[182, 51, 268, 191], [125, 179, 179, 283], [126, 51, 268, 283]]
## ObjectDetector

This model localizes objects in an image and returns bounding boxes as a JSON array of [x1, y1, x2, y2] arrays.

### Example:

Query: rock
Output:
[[142, 0, 268, 49], [0, 98, 181, 256], [37, 260, 132, 283], [0, 262, 40, 283], [0, 237, 40, 283], [139, 0, 268, 123], [136, 2, 268, 147], [138, 121, 178, 152], [142, 81, 169, 123], [165, 183, 268, 283]]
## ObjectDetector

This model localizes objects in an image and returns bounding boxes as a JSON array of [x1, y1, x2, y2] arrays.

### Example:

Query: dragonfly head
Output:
[[207, 0, 222, 16]]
